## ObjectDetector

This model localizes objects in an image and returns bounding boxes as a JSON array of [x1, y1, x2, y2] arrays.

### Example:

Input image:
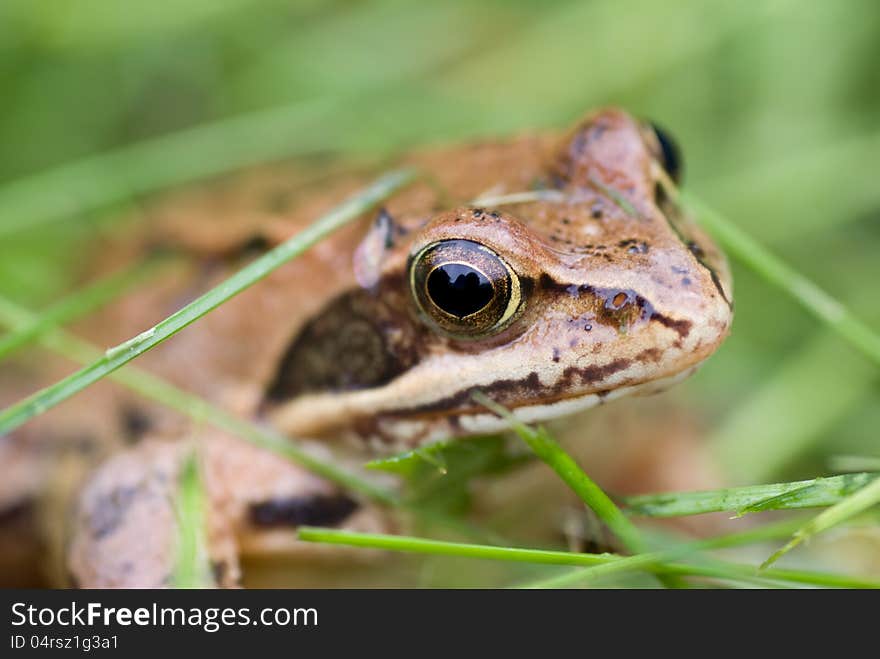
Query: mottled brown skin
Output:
[[1, 108, 731, 587]]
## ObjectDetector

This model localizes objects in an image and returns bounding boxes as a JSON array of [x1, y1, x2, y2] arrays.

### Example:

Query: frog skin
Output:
[[1, 108, 732, 587]]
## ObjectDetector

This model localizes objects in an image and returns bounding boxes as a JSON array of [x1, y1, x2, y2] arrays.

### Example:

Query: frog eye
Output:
[[409, 239, 523, 339], [650, 122, 683, 184]]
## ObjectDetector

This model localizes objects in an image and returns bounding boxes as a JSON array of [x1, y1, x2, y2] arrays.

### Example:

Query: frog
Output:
[[0, 108, 732, 588]]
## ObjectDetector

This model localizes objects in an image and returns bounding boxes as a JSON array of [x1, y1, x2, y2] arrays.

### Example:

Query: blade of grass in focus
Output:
[[762, 473, 880, 569], [624, 472, 877, 518], [0, 169, 415, 436], [297, 527, 880, 589], [523, 518, 806, 588]]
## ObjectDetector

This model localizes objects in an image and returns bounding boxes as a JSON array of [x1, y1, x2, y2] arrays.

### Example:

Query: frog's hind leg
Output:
[[67, 433, 393, 588]]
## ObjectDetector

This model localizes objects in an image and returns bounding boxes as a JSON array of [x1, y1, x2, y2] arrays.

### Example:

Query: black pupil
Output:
[[426, 263, 494, 318], [651, 123, 682, 183]]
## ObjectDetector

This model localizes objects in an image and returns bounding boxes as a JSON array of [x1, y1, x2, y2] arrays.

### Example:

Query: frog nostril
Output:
[[427, 264, 494, 318]]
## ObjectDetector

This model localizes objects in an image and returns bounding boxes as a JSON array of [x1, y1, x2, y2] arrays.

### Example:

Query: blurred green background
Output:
[[1, 0, 878, 490]]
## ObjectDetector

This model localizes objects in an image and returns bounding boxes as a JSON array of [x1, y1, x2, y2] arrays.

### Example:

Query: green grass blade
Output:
[[762, 474, 880, 569], [299, 527, 614, 568], [0, 169, 415, 437], [298, 527, 880, 589], [522, 519, 804, 588], [682, 192, 880, 368], [0, 295, 398, 504], [0, 256, 168, 361], [624, 472, 877, 518], [472, 391, 646, 554], [171, 450, 213, 588]]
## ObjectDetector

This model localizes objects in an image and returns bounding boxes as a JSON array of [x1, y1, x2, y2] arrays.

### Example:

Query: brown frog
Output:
[[0, 108, 732, 587]]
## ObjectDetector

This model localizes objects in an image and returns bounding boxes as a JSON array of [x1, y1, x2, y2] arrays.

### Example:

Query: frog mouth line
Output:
[[363, 369, 695, 445], [445, 369, 694, 431], [379, 366, 696, 428]]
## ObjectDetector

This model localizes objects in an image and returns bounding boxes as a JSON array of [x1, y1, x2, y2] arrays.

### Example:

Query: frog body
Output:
[[1, 108, 731, 587]]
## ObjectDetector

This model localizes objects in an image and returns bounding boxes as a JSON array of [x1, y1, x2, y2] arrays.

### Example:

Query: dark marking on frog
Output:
[[120, 406, 152, 444], [88, 485, 140, 540], [653, 181, 670, 209], [249, 493, 358, 528], [387, 372, 543, 419], [211, 561, 228, 585], [655, 194, 732, 308], [0, 499, 33, 526], [708, 269, 732, 308], [538, 274, 691, 339], [374, 207, 399, 248], [636, 347, 662, 363], [650, 312, 692, 339], [541, 276, 648, 330], [618, 238, 649, 254], [382, 356, 634, 424], [559, 359, 631, 388], [264, 285, 420, 402], [238, 234, 272, 256], [686, 240, 705, 259], [353, 415, 408, 446]]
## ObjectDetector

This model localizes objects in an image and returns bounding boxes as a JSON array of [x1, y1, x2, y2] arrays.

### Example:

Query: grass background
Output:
[[1, 0, 878, 586]]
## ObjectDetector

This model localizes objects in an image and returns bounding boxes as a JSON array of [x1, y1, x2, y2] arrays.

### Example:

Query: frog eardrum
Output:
[[409, 239, 523, 339]]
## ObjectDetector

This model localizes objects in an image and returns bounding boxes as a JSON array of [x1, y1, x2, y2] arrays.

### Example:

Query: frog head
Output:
[[265, 109, 732, 448]]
